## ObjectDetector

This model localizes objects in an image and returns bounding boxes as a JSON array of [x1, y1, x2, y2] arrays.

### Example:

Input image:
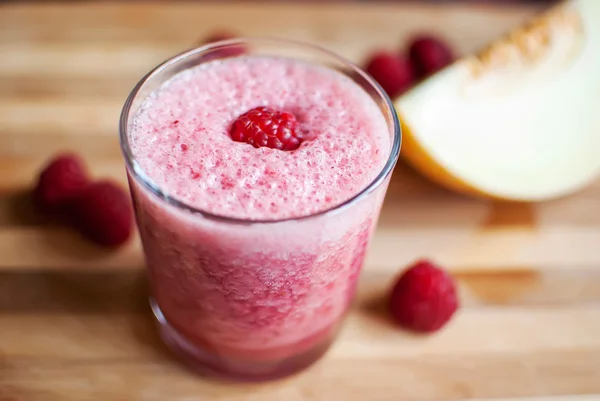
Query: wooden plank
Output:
[[1, 268, 600, 314], [1, 225, 600, 272], [1, 320, 599, 401], [0, 2, 543, 53], [1, 352, 599, 401], [468, 398, 600, 401], [2, 307, 600, 359]]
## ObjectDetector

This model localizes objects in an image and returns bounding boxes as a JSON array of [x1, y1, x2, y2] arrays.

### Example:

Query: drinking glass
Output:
[[119, 38, 401, 381]]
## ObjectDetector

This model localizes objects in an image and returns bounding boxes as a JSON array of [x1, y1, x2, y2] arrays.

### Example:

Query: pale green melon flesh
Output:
[[396, 0, 600, 201]]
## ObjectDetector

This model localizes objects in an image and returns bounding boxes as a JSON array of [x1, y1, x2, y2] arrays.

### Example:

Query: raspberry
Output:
[[203, 31, 237, 44], [230, 106, 302, 151], [33, 153, 89, 212], [364, 51, 415, 99], [408, 35, 455, 79], [200, 30, 246, 58], [388, 259, 459, 333], [71, 181, 134, 248]]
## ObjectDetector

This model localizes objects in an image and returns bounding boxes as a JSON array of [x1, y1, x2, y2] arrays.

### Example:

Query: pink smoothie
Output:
[[127, 55, 392, 371]]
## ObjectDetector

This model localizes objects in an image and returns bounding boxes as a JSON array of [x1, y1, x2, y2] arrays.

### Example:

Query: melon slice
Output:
[[395, 0, 600, 201]]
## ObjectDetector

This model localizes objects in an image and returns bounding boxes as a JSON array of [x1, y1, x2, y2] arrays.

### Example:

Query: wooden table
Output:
[[1, 2, 599, 400]]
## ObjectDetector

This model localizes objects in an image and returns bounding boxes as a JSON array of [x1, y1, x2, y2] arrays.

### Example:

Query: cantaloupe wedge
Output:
[[394, 0, 600, 201]]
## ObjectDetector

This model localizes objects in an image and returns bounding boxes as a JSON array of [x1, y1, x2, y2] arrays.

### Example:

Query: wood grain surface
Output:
[[1, 2, 599, 400]]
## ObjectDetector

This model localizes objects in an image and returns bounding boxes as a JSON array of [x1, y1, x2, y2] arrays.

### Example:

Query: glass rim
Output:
[[119, 37, 401, 225]]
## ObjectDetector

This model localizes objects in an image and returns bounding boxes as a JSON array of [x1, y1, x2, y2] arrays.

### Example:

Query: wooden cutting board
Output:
[[1, 2, 599, 400]]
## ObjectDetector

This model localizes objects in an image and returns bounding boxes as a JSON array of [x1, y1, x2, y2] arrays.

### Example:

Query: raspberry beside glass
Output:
[[119, 38, 401, 381]]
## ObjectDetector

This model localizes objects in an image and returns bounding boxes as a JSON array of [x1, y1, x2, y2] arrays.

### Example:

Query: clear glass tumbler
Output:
[[119, 38, 401, 381]]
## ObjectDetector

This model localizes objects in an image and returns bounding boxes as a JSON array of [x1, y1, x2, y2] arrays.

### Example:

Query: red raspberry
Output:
[[408, 35, 455, 79], [33, 153, 89, 212], [71, 181, 134, 248], [230, 106, 302, 151], [203, 31, 237, 44], [389, 259, 459, 333], [200, 30, 246, 58], [364, 51, 415, 99]]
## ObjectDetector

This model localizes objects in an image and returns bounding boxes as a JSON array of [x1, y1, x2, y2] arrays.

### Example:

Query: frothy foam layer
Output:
[[130, 56, 390, 219]]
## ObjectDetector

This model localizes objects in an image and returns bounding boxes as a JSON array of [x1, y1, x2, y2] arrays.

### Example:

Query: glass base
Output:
[[150, 298, 335, 382]]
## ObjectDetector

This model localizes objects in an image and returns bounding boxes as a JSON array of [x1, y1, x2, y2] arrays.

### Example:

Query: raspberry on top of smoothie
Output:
[[230, 106, 303, 151], [129, 56, 390, 220]]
